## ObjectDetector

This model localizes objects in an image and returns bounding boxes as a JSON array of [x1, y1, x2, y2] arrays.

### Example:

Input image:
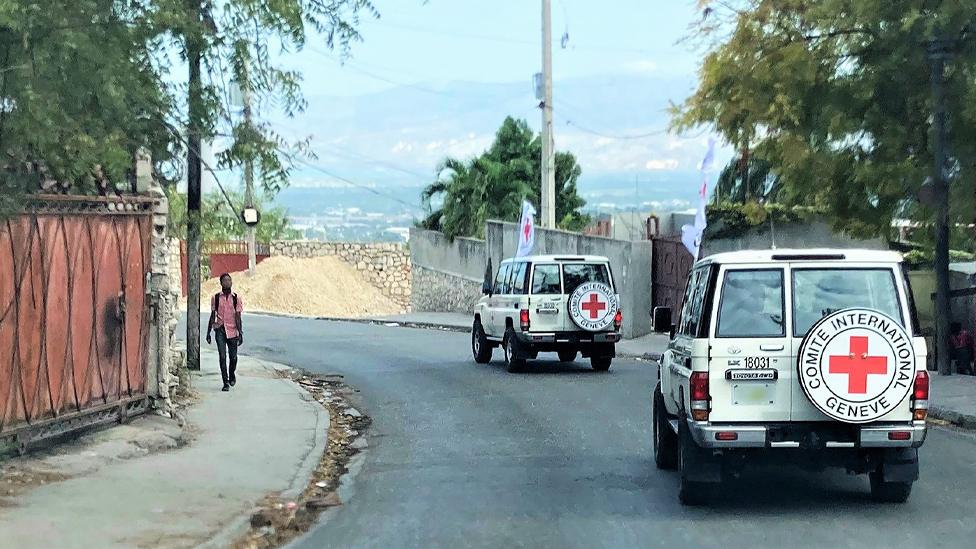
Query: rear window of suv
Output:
[[716, 269, 786, 338], [532, 264, 562, 295], [562, 263, 611, 294], [792, 268, 902, 337]]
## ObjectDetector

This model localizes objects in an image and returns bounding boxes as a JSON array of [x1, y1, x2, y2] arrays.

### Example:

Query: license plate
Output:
[[732, 383, 774, 406], [536, 302, 558, 314], [726, 369, 777, 381]]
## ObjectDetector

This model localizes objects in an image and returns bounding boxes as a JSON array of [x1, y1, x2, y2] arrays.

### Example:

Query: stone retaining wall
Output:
[[412, 265, 482, 313], [147, 186, 186, 416], [271, 241, 411, 309]]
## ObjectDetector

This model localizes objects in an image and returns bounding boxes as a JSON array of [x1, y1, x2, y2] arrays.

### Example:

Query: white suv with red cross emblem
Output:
[[651, 249, 929, 505], [471, 255, 622, 372]]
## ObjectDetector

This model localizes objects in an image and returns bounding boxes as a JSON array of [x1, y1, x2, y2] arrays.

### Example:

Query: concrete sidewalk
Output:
[[930, 372, 976, 429], [0, 350, 327, 549], [371, 312, 670, 359]]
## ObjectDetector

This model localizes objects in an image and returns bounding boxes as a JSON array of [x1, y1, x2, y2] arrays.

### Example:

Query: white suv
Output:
[[652, 249, 928, 505], [471, 255, 622, 372]]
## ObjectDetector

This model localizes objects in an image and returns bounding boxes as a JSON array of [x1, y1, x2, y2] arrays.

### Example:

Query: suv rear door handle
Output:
[[760, 344, 784, 352]]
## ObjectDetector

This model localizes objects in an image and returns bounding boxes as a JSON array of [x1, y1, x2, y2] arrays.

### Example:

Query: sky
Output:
[[206, 0, 731, 213]]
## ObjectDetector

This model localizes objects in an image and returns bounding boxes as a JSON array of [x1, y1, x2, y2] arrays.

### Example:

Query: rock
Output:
[[306, 492, 342, 509], [250, 509, 274, 528]]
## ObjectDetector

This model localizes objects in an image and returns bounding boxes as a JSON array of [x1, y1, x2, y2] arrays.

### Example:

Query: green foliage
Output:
[[420, 117, 590, 239], [675, 0, 976, 238], [714, 155, 783, 204], [705, 201, 826, 240], [165, 187, 301, 243], [903, 248, 975, 268], [0, 0, 377, 211], [0, 0, 174, 203]]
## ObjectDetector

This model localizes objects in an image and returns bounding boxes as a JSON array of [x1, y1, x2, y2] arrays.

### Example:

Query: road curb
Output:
[[245, 310, 470, 333], [928, 406, 976, 430]]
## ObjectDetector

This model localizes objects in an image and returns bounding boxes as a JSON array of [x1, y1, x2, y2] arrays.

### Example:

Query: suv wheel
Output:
[[557, 350, 577, 362], [503, 328, 526, 373], [678, 421, 710, 506], [472, 319, 493, 364], [869, 473, 913, 503], [653, 385, 678, 470], [590, 356, 612, 371]]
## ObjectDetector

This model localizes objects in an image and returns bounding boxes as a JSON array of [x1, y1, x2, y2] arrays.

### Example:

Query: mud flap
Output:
[[879, 448, 919, 483], [680, 421, 722, 483]]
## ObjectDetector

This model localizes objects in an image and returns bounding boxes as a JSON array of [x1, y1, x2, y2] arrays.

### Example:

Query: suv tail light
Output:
[[613, 309, 623, 330], [519, 309, 530, 331], [912, 370, 928, 420], [690, 371, 709, 421]]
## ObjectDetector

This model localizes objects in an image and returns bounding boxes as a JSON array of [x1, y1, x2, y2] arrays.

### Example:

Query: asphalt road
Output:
[[209, 314, 976, 549]]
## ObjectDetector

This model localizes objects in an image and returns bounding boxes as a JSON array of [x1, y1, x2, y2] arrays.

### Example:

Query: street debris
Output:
[[231, 371, 372, 549]]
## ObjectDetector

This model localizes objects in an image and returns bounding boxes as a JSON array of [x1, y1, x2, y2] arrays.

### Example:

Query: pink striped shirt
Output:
[[212, 292, 243, 338]]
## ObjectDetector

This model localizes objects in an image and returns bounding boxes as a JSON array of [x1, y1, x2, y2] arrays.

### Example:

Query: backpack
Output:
[[212, 292, 238, 312]]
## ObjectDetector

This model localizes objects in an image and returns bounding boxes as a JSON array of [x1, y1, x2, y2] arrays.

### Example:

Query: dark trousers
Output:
[[215, 327, 239, 384]]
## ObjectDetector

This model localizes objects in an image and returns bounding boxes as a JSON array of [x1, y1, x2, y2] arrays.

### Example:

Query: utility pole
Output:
[[928, 38, 953, 376], [540, 0, 556, 228], [243, 77, 256, 276], [185, 0, 203, 371]]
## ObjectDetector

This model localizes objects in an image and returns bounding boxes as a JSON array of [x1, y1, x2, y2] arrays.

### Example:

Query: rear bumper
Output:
[[517, 331, 620, 345], [687, 420, 927, 449], [512, 331, 618, 357]]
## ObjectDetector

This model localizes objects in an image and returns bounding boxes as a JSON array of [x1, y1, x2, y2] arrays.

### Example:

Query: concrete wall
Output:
[[701, 219, 887, 257], [486, 221, 652, 339], [272, 241, 411, 309], [408, 228, 487, 313]]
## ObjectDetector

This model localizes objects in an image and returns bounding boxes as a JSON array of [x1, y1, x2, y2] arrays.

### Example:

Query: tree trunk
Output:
[[185, 0, 203, 370], [930, 47, 952, 376]]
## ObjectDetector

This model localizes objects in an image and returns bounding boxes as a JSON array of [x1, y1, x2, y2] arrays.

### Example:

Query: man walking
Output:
[[206, 273, 244, 391]]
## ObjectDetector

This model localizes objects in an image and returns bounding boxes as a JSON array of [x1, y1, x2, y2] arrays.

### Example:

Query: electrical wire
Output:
[[294, 159, 425, 212]]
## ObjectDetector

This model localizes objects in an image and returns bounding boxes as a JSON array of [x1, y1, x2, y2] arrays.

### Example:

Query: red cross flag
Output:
[[798, 308, 917, 424], [516, 200, 536, 257]]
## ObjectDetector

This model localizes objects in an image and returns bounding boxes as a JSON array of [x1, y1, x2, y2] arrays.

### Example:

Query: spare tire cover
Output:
[[797, 308, 916, 424], [568, 282, 618, 332]]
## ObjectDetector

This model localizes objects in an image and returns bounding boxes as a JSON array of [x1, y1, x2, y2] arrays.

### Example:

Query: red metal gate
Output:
[[651, 236, 694, 325], [0, 195, 154, 453]]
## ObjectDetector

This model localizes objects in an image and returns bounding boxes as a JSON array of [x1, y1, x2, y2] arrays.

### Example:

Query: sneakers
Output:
[[222, 384, 230, 392], [229, 378, 236, 387]]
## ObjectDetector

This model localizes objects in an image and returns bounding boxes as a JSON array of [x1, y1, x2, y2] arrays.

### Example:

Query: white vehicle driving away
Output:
[[652, 249, 928, 505], [472, 255, 622, 372]]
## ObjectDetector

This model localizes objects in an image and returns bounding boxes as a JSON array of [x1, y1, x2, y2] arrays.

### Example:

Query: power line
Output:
[[308, 46, 460, 97], [371, 19, 659, 55], [294, 159, 425, 212], [318, 143, 431, 180], [558, 114, 669, 140]]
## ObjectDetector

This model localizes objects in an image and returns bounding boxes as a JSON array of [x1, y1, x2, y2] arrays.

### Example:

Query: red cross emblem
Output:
[[828, 336, 888, 394], [580, 293, 607, 319], [522, 218, 532, 240]]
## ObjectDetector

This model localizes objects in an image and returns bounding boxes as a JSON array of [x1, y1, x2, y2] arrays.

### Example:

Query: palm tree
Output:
[[420, 117, 589, 239]]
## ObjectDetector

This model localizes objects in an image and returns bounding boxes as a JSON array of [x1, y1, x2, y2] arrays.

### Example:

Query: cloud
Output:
[[645, 159, 680, 170], [391, 141, 414, 154]]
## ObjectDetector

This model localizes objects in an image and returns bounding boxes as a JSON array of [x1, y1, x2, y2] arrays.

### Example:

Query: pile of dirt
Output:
[[201, 256, 402, 317]]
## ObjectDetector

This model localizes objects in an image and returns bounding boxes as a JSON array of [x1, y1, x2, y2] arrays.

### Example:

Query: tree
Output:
[[165, 189, 301, 242], [421, 117, 589, 239], [713, 155, 783, 204], [673, 0, 976, 238], [0, 0, 174, 215]]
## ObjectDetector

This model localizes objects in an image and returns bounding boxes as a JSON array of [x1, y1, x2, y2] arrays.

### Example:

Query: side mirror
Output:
[[482, 281, 492, 295], [652, 307, 672, 333], [669, 324, 677, 340]]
